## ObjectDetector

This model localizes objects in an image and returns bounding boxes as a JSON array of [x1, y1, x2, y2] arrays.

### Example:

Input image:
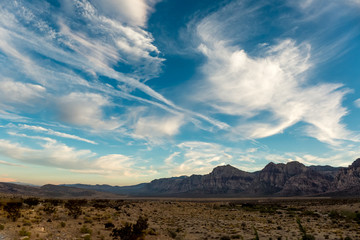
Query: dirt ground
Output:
[[0, 197, 359, 240]]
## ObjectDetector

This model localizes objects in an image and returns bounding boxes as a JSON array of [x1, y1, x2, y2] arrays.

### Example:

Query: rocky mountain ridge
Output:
[[65, 158, 360, 197], [1, 159, 359, 198]]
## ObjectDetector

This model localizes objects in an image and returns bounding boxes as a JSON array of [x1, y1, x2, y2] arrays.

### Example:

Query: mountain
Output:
[[62, 158, 359, 197], [0, 182, 121, 198], [2, 158, 360, 198]]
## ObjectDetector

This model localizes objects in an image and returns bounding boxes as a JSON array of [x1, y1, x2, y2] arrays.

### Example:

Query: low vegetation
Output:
[[0, 196, 359, 239]]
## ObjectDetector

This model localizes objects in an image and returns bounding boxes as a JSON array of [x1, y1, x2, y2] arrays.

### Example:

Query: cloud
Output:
[[18, 124, 97, 144], [165, 141, 233, 176], [0, 138, 155, 178], [133, 114, 184, 143], [0, 160, 24, 167], [0, 0, 232, 141], [0, 138, 93, 169], [194, 2, 354, 145], [0, 1, 167, 112], [0, 78, 46, 111], [88, 0, 160, 27], [284, 150, 359, 167], [0, 176, 16, 182], [164, 152, 181, 165], [295, 0, 360, 9], [354, 99, 360, 108], [57, 92, 122, 130]]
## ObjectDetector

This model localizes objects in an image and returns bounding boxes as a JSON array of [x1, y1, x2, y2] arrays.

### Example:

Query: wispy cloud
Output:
[[164, 141, 233, 176], [193, 0, 356, 146], [354, 99, 360, 108], [0, 160, 24, 167], [0, 78, 46, 111], [18, 124, 97, 144], [0, 137, 156, 179], [0, 0, 228, 137]]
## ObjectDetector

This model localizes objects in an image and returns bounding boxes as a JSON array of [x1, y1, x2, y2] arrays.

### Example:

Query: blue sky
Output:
[[0, 0, 359, 185]]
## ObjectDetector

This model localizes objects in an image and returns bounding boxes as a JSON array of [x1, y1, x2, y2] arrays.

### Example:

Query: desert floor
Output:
[[0, 197, 360, 240]]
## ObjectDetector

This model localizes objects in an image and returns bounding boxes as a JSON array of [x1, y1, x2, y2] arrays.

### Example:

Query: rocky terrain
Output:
[[66, 158, 359, 198]]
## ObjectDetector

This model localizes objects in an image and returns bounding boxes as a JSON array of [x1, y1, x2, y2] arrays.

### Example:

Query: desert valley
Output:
[[1, 159, 360, 239]]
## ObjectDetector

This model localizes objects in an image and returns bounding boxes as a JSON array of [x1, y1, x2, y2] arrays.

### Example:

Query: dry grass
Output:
[[0, 196, 360, 239]]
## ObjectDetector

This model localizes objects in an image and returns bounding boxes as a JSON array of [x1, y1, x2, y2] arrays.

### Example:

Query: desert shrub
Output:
[[302, 210, 320, 218], [80, 225, 92, 234], [84, 216, 93, 223], [22, 220, 32, 226], [231, 235, 242, 239], [111, 216, 148, 240], [24, 197, 40, 207], [0, 224, 4, 230], [19, 227, 31, 237], [328, 210, 342, 219], [43, 202, 56, 215], [112, 200, 125, 210], [297, 218, 315, 240], [4, 202, 22, 221], [220, 236, 231, 240], [167, 229, 177, 239], [44, 198, 63, 206], [354, 212, 360, 224], [64, 199, 86, 219], [112, 223, 132, 239], [60, 222, 66, 228], [147, 228, 157, 235], [92, 199, 110, 209], [253, 227, 259, 240], [105, 222, 115, 229]]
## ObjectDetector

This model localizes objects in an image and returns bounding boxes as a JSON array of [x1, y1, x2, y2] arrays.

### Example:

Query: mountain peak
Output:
[[350, 158, 360, 169], [211, 164, 242, 175]]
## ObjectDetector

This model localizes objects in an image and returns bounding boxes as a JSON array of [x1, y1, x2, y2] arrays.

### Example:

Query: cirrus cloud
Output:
[[194, 1, 355, 146]]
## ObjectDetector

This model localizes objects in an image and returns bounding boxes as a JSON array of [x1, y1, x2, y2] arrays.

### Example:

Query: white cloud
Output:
[[164, 152, 180, 165], [133, 114, 184, 143], [18, 124, 96, 144], [194, 4, 354, 145], [0, 1, 166, 110], [0, 1, 231, 140], [354, 99, 360, 108], [88, 0, 160, 27], [57, 92, 122, 130], [0, 138, 155, 178], [0, 78, 46, 111], [0, 139, 93, 169], [285, 151, 359, 167], [166, 141, 233, 176]]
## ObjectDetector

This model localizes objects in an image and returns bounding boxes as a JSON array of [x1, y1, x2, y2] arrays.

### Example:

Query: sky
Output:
[[0, 0, 359, 186]]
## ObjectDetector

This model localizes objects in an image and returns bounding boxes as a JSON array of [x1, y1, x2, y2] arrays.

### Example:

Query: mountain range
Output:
[[1, 158, 359, 198], [65, 158, 360, 198]]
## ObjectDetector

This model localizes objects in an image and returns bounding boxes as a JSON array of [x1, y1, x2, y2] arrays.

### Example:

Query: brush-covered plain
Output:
[[0, 196, 360, 240]]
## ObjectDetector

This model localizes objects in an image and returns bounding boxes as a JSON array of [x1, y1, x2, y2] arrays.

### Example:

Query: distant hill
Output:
[[0, 182, 121, 199], [1, 158, 360, 198]]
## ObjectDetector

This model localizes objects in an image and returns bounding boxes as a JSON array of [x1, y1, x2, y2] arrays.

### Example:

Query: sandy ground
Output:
[[0, 198, 359, 239]]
